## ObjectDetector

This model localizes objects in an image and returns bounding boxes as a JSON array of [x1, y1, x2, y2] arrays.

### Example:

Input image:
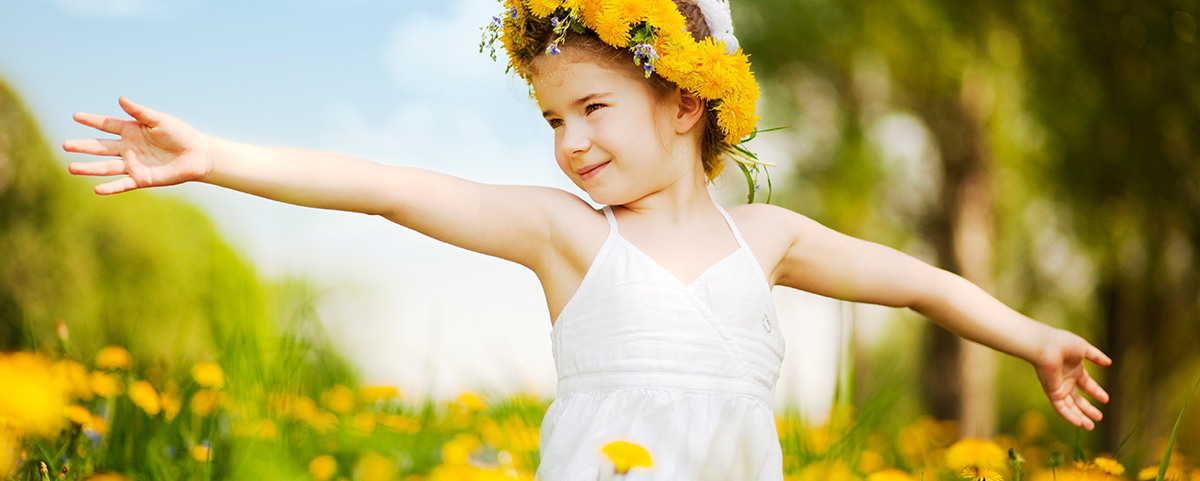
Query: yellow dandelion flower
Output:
[[961, 467, 1003, 481], [867, 469, 916, 481], [379, 414, 420, 434], [610, 0, 647, 26], [590, 6, 631, 46], [1017, 411, 1048, 443], [54, 360, 93, 401], [88, 414, 108, 435], [293, 396, 319, 420], [128, 381, 161, 416], [1092, 457, 1124, 476], [860, 449, 887, 474], [946, 439, 1007, 472], [307, 411, 338, 433], [352, 412, 376, 434], [82, 474, 132, 481], [601, 441, 652, 475], [191, 362, 224, 389], [309, 455, 337, 481], [358, 385, 399, 404], [322, 385, 355, 414], [0, 352, 70, 437], [1140, 466, 1186, 481], [191, 389, 219, 416], [646, 1, 687, 38], [160, 388, 181, 421], [192, 445, 211, 462], [354, 452, 394, 481], [68, 405, 93, 426], [456, 391, 485, 411], [797, 460, 855, 481], [526, 0, 560, 18], [443, 434, 481, 465], [95, 346, 132, 370]]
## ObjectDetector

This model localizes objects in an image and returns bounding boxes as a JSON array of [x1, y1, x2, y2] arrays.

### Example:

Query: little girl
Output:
[[65, 0, 1111, 479]]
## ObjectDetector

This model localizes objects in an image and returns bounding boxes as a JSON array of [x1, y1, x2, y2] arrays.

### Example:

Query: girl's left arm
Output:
[[764, 205, 1112, 430]]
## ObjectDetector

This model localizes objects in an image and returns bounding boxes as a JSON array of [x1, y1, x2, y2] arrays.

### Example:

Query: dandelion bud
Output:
[[40, 461, 48, 475]]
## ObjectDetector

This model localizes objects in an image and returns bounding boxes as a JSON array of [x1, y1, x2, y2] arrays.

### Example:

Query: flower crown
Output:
[[480, 0, 776, 200]]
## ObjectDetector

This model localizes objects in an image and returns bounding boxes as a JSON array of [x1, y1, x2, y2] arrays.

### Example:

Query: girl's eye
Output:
[[585, 103, 605, 114], [548, 118, 564, 128]]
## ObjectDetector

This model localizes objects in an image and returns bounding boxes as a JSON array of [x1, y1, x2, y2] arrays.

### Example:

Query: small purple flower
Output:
[[509, 7, 518, 19], [547, 43, 561, 55], [166, 446, 176, 458], [492, 15, 503, 28], [85, 428, 101, 448], [550, 16, 559, 29], [644, 62, 655, 72]]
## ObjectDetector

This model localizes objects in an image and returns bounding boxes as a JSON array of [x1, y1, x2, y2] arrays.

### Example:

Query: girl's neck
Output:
[[615, 166, 715, 224]]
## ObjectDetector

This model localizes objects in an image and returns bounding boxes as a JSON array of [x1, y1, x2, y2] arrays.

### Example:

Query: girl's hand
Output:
[[64, 97, 209, 194], [1033, 329, 1112, 430]]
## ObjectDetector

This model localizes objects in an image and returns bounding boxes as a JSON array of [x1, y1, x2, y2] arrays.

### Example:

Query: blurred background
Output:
[[1, 0, 1198, 479]]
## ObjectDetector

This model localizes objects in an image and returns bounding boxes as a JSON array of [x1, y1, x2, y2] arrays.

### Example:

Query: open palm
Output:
[[64, 97, 209, 195], [1033, 329, 1112, 430]]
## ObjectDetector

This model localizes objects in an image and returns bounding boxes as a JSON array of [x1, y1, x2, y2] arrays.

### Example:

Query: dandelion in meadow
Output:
[[129, 380, 162, 416], [309, 455, 336, 481], [95, 346, 132, 370], [946, 439, 1008, 472], [191, 361, 224, 389]]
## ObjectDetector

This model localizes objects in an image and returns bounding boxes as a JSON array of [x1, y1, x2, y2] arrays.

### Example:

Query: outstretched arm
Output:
[[63, 98, 586, 269], [769, 205, 1112, 430]]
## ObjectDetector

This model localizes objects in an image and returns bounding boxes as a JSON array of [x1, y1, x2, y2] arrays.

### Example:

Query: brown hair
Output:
[[517, 1, 726, 180]]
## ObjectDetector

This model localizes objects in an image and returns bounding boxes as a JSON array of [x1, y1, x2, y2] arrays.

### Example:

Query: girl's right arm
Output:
[[64, 98, 594, 269]]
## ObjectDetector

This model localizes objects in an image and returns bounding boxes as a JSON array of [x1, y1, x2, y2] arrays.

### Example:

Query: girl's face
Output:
[[532, 54, 697, 206]]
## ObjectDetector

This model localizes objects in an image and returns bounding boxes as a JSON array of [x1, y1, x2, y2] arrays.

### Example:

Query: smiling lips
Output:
[[576, 161, 610, 181]]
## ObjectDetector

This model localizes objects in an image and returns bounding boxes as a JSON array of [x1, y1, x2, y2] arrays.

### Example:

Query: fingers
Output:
[[1056, 395, 1096, 431], [1079, 368, 1110, 404], [68, 159, 126, 177], [95, 177, 139, 195], [73, 111, 131, 135], [119, 97, 163, 128], [1087, 345, 1113, 367], [1075, 394, 1103, 424], [63, 138, 123, 157]]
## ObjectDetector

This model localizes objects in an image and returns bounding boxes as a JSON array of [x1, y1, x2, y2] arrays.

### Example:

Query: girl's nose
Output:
[[559, 124, 592, 157]]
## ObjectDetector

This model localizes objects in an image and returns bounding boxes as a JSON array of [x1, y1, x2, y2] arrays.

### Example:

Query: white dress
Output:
[[537, 204, 786, 481]]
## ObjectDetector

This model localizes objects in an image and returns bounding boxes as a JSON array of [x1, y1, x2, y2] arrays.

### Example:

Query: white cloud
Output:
[[48, 0, 204, 18]]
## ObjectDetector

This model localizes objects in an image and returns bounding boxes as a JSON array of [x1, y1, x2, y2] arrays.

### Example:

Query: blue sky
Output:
[[2, 0, 847, 416]]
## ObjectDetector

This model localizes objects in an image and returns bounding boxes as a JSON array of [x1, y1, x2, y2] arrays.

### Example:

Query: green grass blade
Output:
[[736, 160, 755, 203], [1114, 413, 1143, 457], [1155, 372, 1200, 481]]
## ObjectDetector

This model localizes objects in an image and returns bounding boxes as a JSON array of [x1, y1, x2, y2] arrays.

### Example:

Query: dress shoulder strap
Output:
[[713, 203, 749, 250], [601, 205, 619, 233]]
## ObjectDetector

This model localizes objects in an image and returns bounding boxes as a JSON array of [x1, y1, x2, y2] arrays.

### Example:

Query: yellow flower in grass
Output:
[[309, 455, 337, 481], [191, 362, 224, 389], [68, 405, 93, 426], [352, 412, 376, 434], [160, 388, 182, 421], [1091, 457, 1124, 476], [961, 467, 1003, 481], [95, 346, 132, 370], [307, 411, 338, 433], [355, 451, 394, 481], [54, 360, 93, 401], [89, 371, 123, 398], [358, 386, 399, 404], [601, 441, 652, 475], [946, 439, 1007, 472], [192, 444, 212, 462], [322, 385, 355, 414], [456, 391, 485, 411], [191, 389, 219, 416], [83, 474, 132, 481], [867, 469, 915, 481], [1140, 466, 1186, 481], [129, 381, 161, 416], [0, 352, 69, 437], [443, 434, 481, 465], [379, 414, 420, 433]]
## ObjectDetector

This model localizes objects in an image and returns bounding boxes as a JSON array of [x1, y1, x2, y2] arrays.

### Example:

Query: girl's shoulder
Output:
[[723, 203, 813, 281]]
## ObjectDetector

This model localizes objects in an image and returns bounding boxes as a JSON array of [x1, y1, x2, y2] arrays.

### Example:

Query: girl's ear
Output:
[[674, 88, 705, 135]]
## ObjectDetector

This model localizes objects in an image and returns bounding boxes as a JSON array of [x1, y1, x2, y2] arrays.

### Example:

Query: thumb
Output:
[[118, 97, 164, 128]]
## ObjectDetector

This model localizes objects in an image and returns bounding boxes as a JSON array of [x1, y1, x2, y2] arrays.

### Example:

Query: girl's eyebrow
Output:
[[541, 92, 613, 118]]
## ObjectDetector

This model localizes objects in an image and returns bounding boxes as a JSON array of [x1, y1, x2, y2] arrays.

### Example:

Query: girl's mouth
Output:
[[577, 161, 610, 181]]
